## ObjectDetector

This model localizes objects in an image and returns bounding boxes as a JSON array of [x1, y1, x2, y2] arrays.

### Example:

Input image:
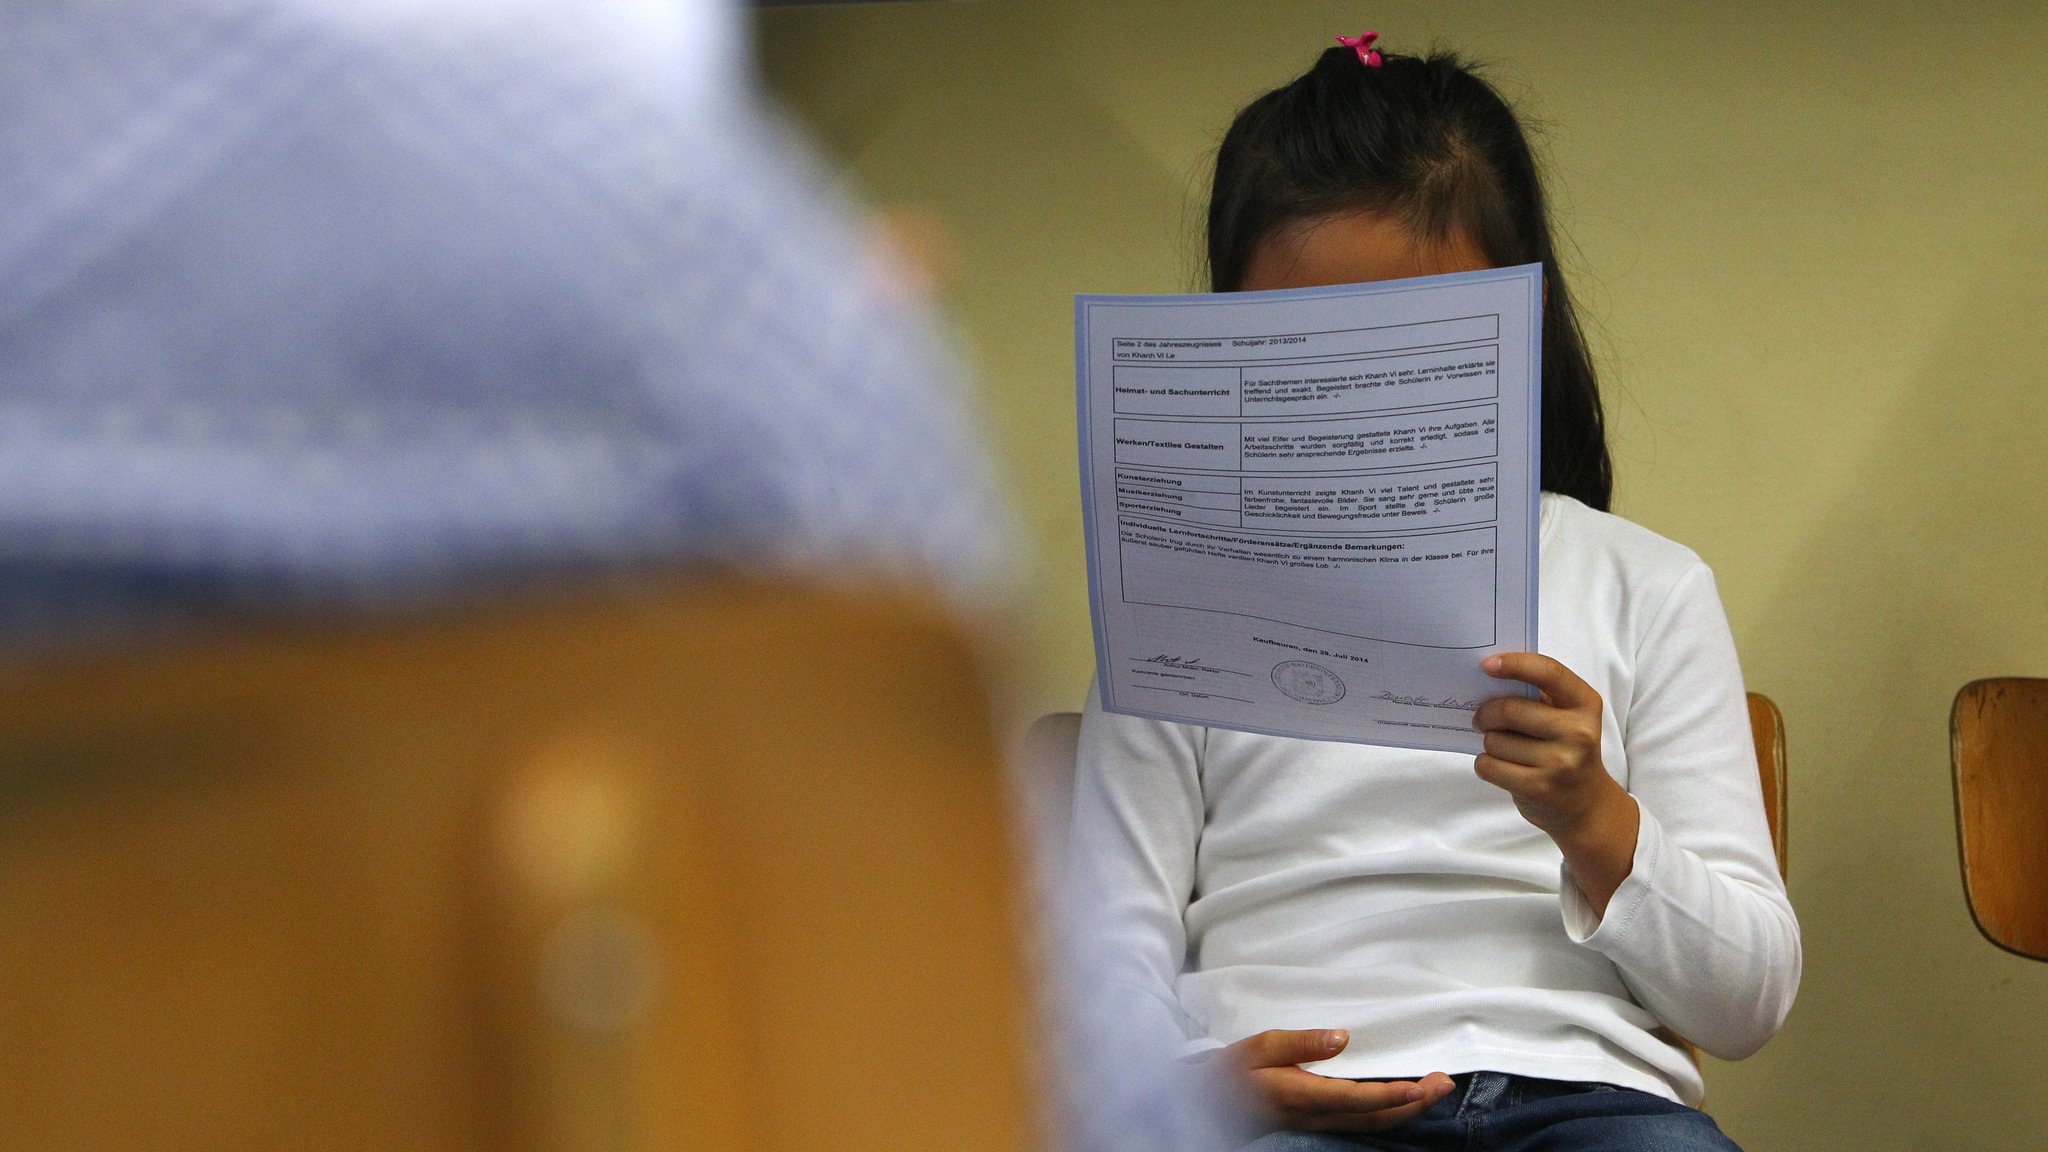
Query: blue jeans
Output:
[[1240, 1071, 1743, 1152]]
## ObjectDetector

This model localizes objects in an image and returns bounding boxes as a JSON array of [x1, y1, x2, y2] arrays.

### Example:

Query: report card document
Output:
[[1076, 265, 1541, 755]]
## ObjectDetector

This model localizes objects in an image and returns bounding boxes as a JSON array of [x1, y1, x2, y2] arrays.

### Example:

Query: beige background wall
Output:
[[758, 3, 2048, 1148]]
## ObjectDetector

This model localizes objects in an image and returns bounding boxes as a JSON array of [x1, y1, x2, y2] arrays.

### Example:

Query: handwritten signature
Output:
[[1135, 654, 1247, 676], [1372, 690, 1482, 711]]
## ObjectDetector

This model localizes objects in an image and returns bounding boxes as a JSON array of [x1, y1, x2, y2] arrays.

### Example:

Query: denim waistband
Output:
[[1448, 1071, 1620, 1118]]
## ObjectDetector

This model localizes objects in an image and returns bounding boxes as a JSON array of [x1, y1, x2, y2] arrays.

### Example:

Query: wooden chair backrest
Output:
[[0, 582, 1034, 1152], [1951, 677, 2048, 961], [1747, 692, 1789, 879], [1029, 695, 1788, 877]]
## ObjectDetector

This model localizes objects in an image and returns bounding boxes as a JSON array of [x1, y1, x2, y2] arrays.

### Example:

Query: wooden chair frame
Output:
[[1951, 677, 2048, 962]]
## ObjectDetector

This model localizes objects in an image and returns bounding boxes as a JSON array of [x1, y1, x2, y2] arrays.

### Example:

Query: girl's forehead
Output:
[[1241, 210, 1491, 293]]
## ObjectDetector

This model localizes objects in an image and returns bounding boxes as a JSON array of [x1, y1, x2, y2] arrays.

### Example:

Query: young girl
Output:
[[1071, 38, 1800, 1152]]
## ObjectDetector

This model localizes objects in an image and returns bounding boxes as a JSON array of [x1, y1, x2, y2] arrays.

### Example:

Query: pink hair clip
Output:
[[1337, 31, 1383, 68]]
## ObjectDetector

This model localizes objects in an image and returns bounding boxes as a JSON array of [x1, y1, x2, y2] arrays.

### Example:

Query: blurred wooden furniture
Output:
[[1028, 693, 1788, 875], [1951, 677, 2048, 961], [0, 582, 1033, 1152]]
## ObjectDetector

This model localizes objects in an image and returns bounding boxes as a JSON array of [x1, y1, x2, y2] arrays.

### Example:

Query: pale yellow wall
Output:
[[759, 3, 2048, 1148]]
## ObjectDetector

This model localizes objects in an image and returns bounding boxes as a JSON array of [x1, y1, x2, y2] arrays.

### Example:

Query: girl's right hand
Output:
[[1223, 1029, 1456, 1133]]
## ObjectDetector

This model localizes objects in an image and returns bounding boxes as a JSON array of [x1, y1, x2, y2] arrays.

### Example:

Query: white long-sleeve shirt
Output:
[[1071, 493, 1800, 1107]]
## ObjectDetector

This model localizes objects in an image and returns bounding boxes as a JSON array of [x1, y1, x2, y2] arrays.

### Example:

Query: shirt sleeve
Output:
[[1065, 681, 1220, 1056], [1558, 562, 1802, 1059]]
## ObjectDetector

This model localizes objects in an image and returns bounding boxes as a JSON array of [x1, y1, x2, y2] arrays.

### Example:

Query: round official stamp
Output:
[[1271, 660, 1346, 705]]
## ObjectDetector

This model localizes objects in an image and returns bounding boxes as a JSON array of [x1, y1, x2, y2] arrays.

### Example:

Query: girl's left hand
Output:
[[1473, 652, 1640, 914]]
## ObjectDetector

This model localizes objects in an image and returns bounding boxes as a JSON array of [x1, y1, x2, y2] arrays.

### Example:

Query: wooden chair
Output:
[[1950, 677, 2048, 961], [1748, 692, 1789, 880], [1027, 693, 1788, 877], [0, 581, 1034, 1152]]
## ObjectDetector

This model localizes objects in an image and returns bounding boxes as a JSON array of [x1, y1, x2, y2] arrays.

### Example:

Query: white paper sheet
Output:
[[1076, 265, 1542, 754]]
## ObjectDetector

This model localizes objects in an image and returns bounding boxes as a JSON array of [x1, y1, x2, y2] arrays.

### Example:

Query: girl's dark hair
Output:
[[1208, 46, 1612, 511]]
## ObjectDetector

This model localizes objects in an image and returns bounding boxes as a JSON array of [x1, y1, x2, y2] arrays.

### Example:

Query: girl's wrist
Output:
[[1551, 786, 1640, 912]]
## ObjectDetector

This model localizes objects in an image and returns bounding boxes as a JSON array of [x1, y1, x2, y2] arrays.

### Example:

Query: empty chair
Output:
[[1951, 677, 2048, 961]]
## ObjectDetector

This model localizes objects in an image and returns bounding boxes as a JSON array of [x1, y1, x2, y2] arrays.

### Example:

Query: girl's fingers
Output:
[[1479, 730, 1553, 768], [1258, 1068, 1427, 1116], [1231, 1027, 1348, 1070], [1296, 1099, 1434, 1132], [1472, 694, 1573, 739], [1482, 651, 1600, 711], [1474, 751, 1539, 791], [1284, 1072, 1457, 1132]]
